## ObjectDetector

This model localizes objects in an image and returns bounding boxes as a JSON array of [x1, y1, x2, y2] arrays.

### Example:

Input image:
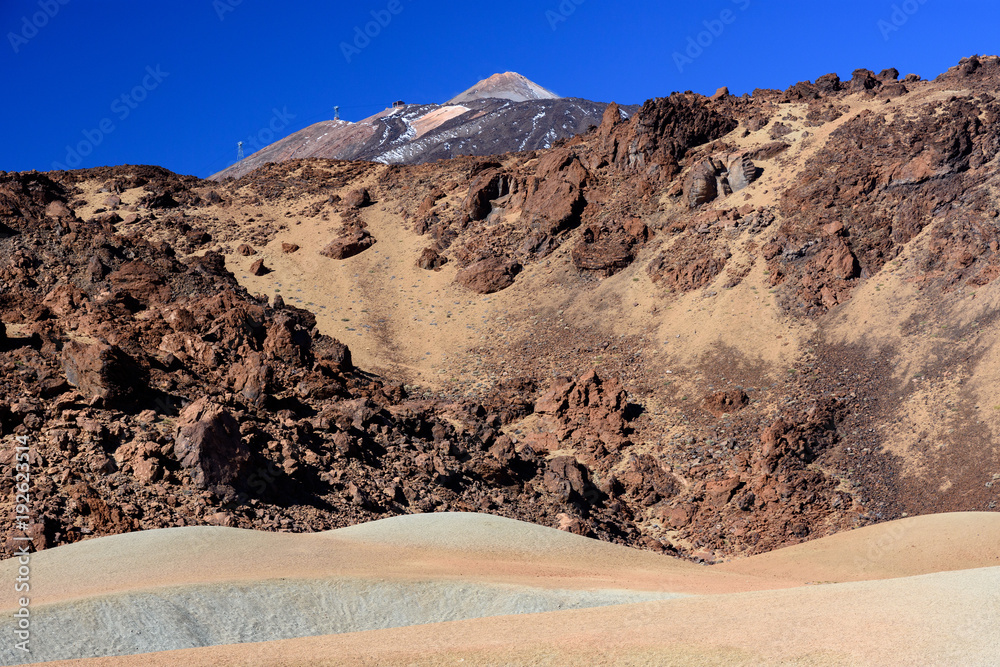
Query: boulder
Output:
[[186, 229, 211, 247], [237, 244, 257, 256], [850, 68, 880, 91], [877, 67, 900, 82], [42, 284, 87, 316], [227, 351, 272, 409], [319, 230, 375, 259], [555, 513, 588, 535], [281, 242, 300, 253], [187, 251, 234, 280], [62, 339, 143, 406], [417, 247, 448, 270], [314, 336, 353, 375], [108, 260, 171, 303], [521, 179, 585, 234], [571, 226, 635, 276], [417, 192, 441, 217], [685, 159, 720, 207], [727, 154, 758, 192], [769, 122, 794, 139], [520, 152, 588, 234], [454, 257, 521, 294], [249, 259, 270, 276], [543, 456, 590, 501], [139, 191, 179, 209], [263, 311, 311, 365], [343, 188, 371, 209], [814, 73, 841, 93], [44, 201, 73, 219], [464, 169, 508, 221], [87, 255, 107, 282], [172, 397, 250, 488]]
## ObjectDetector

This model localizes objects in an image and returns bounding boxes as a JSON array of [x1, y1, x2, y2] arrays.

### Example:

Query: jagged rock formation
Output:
[[2, 56, 1000, 564]]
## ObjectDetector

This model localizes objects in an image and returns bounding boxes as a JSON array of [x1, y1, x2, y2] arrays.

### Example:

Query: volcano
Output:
[[209, 72, 628, 180]]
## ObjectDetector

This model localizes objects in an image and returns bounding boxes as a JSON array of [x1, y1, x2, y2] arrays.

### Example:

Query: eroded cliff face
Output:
[[2, 56, 999, 562]]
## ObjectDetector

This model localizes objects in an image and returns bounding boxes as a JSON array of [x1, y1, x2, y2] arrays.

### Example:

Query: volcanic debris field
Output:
[[1, 56, 1000, 563]]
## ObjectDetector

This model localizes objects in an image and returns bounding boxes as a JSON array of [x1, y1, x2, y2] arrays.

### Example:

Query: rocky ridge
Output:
[[2, 56, 1000, 561]]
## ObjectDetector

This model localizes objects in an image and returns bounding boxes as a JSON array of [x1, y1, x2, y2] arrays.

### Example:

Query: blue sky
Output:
[[2, 0, 997, 178]]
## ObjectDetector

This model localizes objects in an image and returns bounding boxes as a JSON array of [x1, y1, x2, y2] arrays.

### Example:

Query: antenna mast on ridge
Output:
[[334, 105, 340, 121], [236, 141, 244, 162]]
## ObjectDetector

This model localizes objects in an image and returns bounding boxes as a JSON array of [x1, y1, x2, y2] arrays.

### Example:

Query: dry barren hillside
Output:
[[1, 55, 999, 563]]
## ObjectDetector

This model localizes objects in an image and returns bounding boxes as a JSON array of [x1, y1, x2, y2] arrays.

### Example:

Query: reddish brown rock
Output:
[[343, 188, 371, 209], [319, 231, 375, 259], [108, 260, 170, 303], [186, 229, 211, 246], [704, 477, 742, 507], [618, 453, 678, 505], [263, 311, 311, 364], [237, 244, 257, 256], [249, 259, 270, 276], [42, 284, 87, 317], [533, 370, 634, 454], [45, 201, 73, 219], [454, 257, 521, 293], [571, 224, 639, 276], [114, 440, 163, 483], [312, 335, 353, 375], [61, 339, 143, 406], [850, 68, 880, 91], [172, 397, 250, 488], [417, 189, 443, 217], [685, 159, 722, 207], [416, 247, 448, 270], [769, 122, 794, 139], [464, 169, 508, 221], [543, 456, 591, 500], [648, 236, 729, 292], [281, 242, 300, 253], [702, 390, 750, 417], [520, 153, 586, 234], [227, 351, 272, 409]]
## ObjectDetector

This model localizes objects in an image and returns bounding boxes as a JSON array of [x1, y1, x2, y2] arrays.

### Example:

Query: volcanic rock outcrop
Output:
[[2, 56, 1000, 564]]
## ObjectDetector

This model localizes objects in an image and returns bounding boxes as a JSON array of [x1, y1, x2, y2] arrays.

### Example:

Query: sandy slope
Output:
[[4, 512, 999, 665], [50, 568, 1000, 666]]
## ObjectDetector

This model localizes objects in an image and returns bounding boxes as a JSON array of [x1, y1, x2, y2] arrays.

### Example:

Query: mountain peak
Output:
[[446, 72, 560, 105]]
